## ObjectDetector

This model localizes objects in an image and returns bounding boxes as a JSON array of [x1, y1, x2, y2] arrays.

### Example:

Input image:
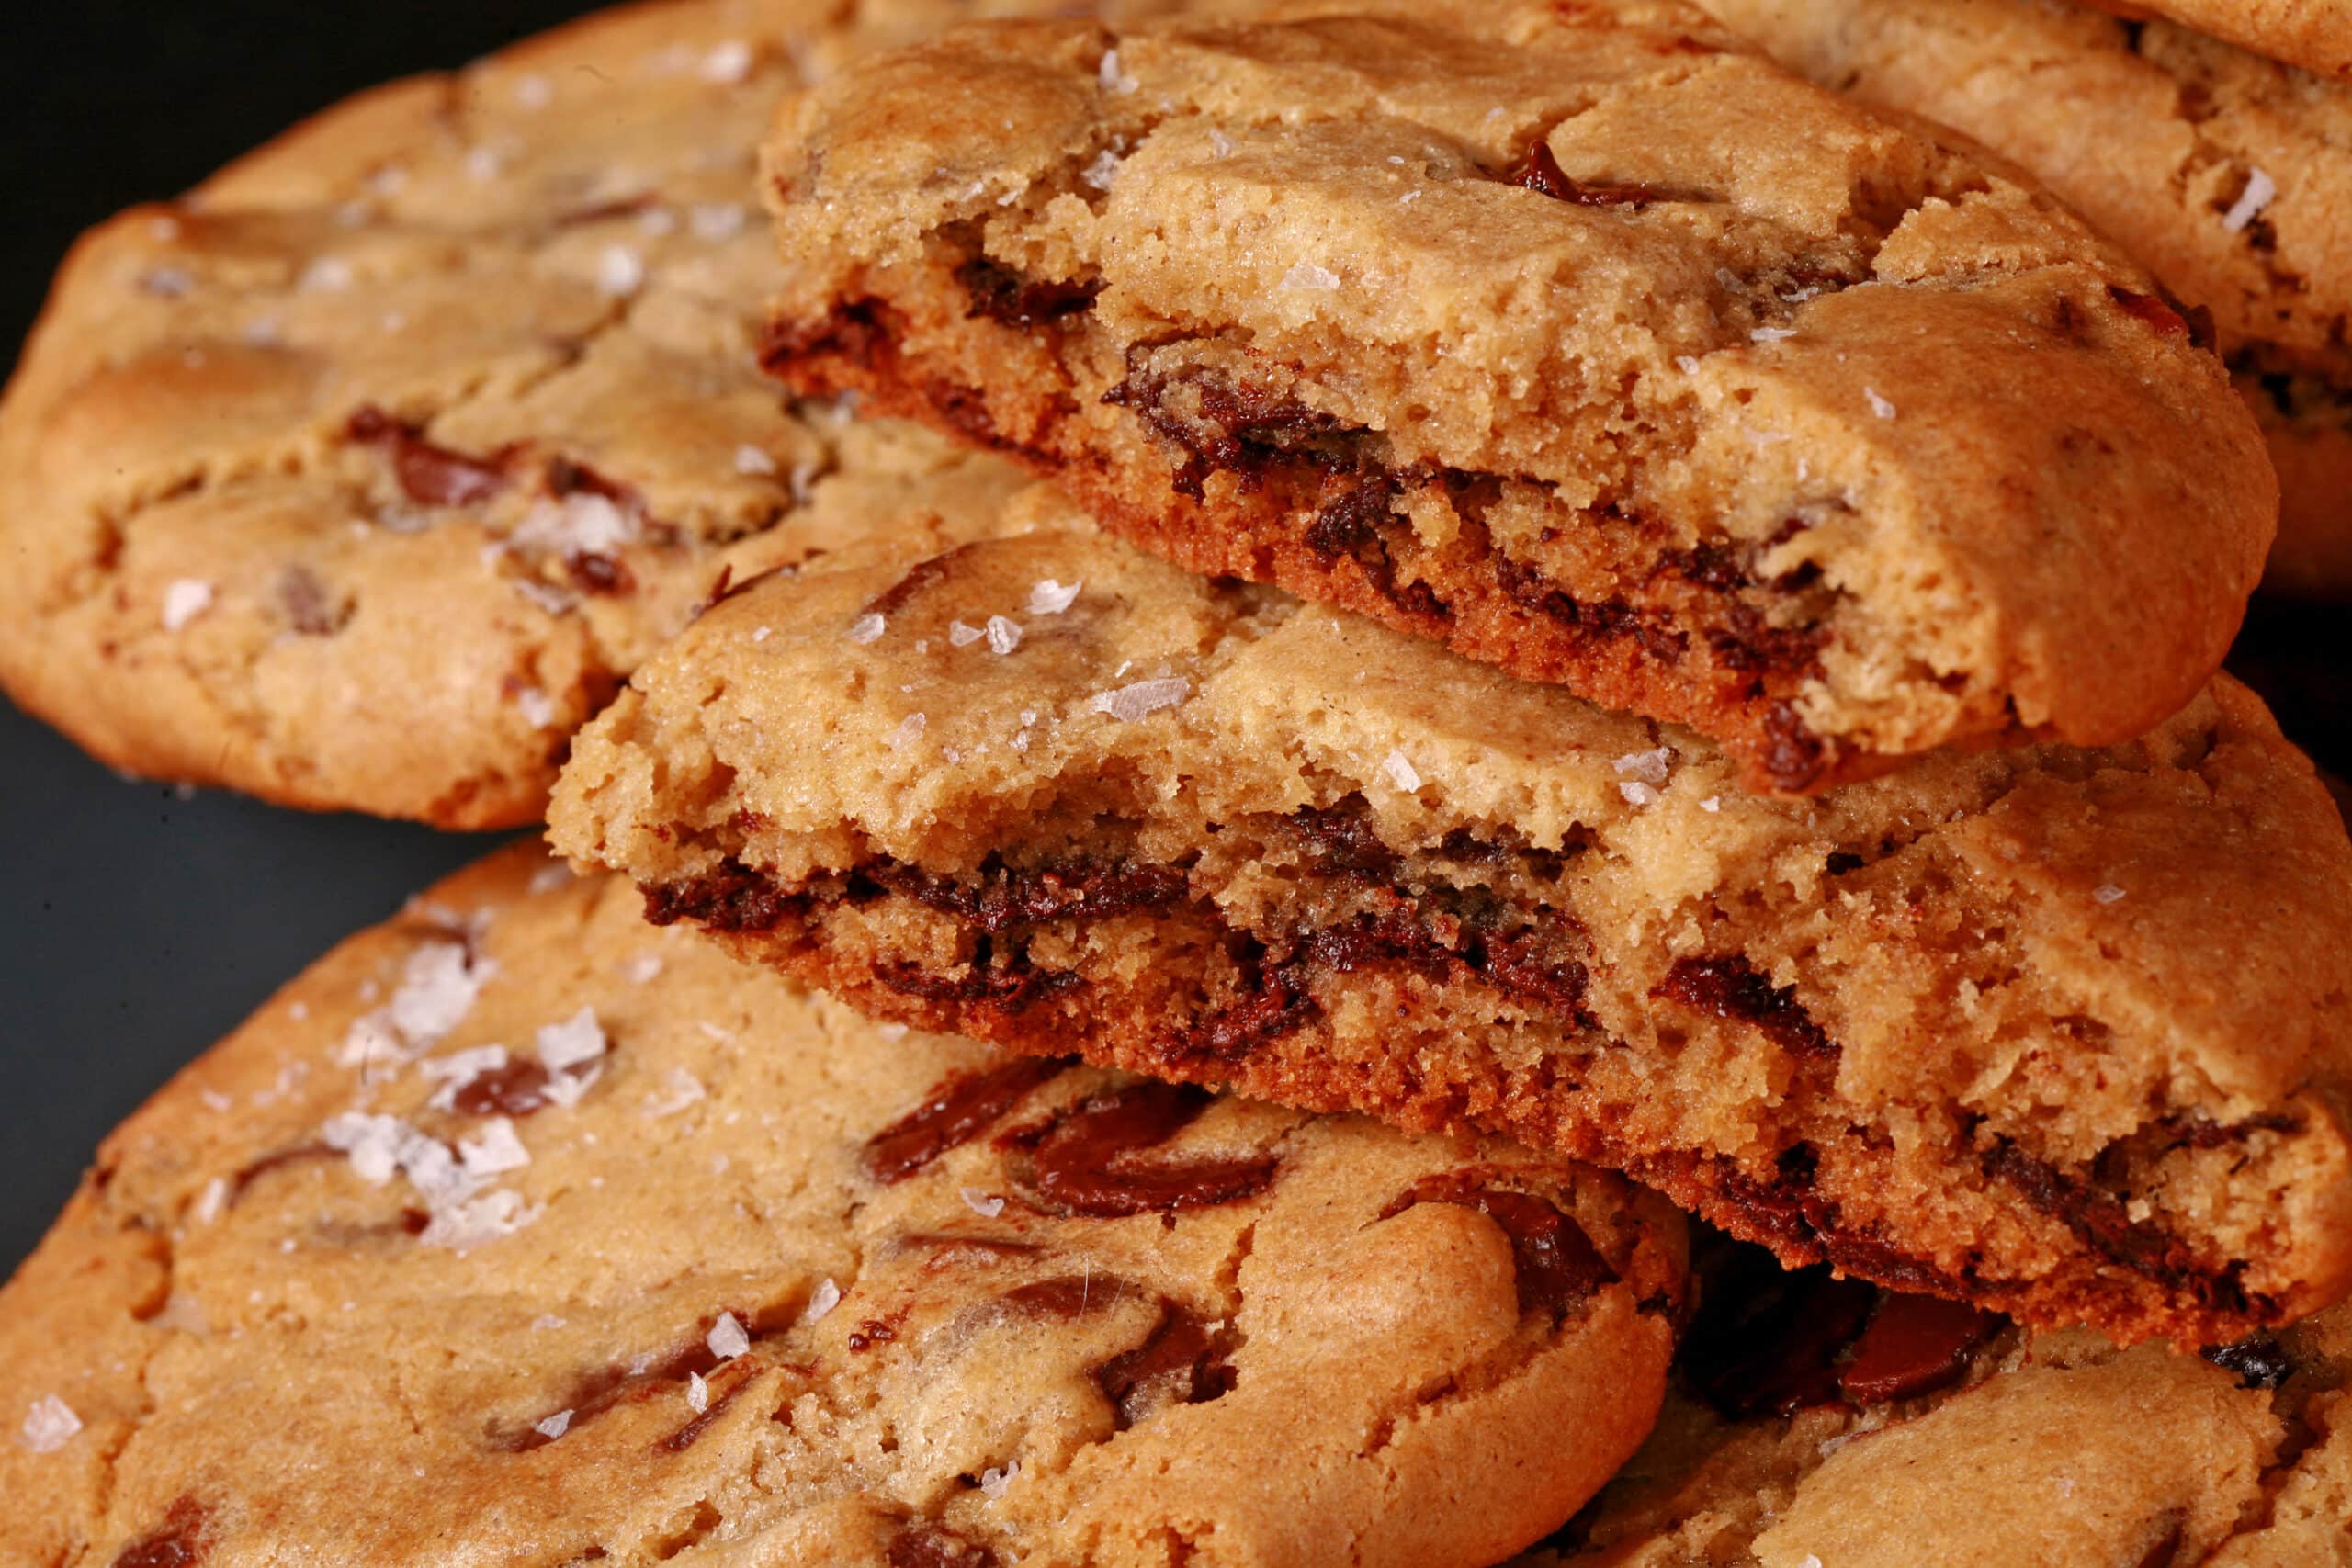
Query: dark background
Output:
[[0, 6, 2344, 1276]]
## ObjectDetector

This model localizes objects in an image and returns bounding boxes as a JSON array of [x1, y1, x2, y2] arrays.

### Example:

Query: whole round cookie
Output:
[[1521, 1234, 2352, 1568], [1695, 0, 2352, 597], [0, 844, 1686, 1567], [0, 0, 1081, 829]]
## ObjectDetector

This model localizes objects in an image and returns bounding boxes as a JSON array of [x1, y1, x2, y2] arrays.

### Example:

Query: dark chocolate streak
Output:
[[345, 405, 507, 509], [1652, 954, 1836, 1059], [1383, 1174, 1617, 1320], [1509, 141, 1668, 209], [864, 1056, 1071, 1185], [957, 256, 1102, 328], [1096, 1303, 1236, 1428], [492, 1310, 776, 1453], [113, 1496, 211, 1568], [1982, 1139, 2260, 1316], [887, 1524, 998, 1568], [1018, 1081, 1280, 1217]]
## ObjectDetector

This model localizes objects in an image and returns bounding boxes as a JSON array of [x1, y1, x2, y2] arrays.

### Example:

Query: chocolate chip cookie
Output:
[[0, 843, 1685, 1566], [757, 0, 2276, 794], [0, 0, 1121, 829], [1697, 0, 2352, 600], [1523, 1232, 2352, 1568], [548, 521, 2352, 1348], [2083, 0, 2352, 79]]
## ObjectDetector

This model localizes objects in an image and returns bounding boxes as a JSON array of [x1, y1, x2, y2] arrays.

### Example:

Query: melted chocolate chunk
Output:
[[1096, 1303, 1235, 1428], [1003, 1273, 1124, 1320], [957, 256, 1102, 327], [761, 299, 890, 374], [1286, 797, 1400, 878], [1492, 552, 1687, 662], [1652, 954, 1835, 1060], [1838, 1294, 2001, 1404], [1981, 1139, 2250, 1314], [1102, 353, 1363, 499], [877, 859, 1188, 934], [656, 1375, 748, 1453], [642, 862, 804, 933], [1023, 1081, 1279, 1218], [876, 956, 1081, 1016], [888, 1525, 998, 1568], [2203, 1333, 2293, 1391], [276, 564, 351, 637], [567, 551, 637, 596], [1383, 1175, 1617, 1320], [857, 545, 982, 621], [847, 1317, 900, 1352], [544, 455, 638, 509], [864, 1057, 1071, 1185], [113, 1496, 211, 1568], [451, 1058, 568, 1119], [1172, 967, 1320, 1062], [345, 405, 507, 509], [1510, 141, 1667, 208], [1758, 700, 1829, 794], [1683, 1254, 1877, 1419], [493, 1320, 745, 1452]]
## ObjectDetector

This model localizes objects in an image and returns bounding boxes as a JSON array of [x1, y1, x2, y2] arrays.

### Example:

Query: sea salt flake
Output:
[[1676, 355, 1702, 374], [193, 1178, 229, 1226], [1612, 746, 1673, 785], [1089, 676, 1189, 722], [459, 1118, 530, 1177], [423, 1043, 510, 1110], [300, 256, 354, 292], [535, 1409, 572, 1439], [1209, 128, 1234, 158], [538, 1065, 600, 1111], [645, 1067, 707, 1118], [961, 1188, 1006, 1218], [532, 1314, 565, 1331], [687, 1372, 710, 1414], [1619, 781, 1662, 808], [528, 860, 575, 895], [979, 1460, 1022, 1500], [803, 1278, 842, 1324], [19, 1396, 79, 1454], [703, 39, 753, 82], [198, 1089, 233, 1113], [1080, 147, 1124, 190], [707, 1312, 752, 1360], [949, 619, 986, 648], [141, 265, 194, 298], [465, 145, 505, 181], [1097, 46, 1137, 94], [1863, 386, 1897, 420], [1282, 261, 1341, 291], [1028, 578, 1081, 615], [692, 203, 747, 242], [985, 615, 1023, 655], [514, 686, 558, 729], [596, 244, 646, 297], [733, 443, 777, 476], [162, 579, 215, 631], [389, 942, 494, 1048], [622, 952, 664, 984], [421, 1189, 540, 1249], [887, 712, 928, 749], [1700, 795, 1722, 813], [1380, 749, 1421, 792], [847, 611, 887, 645], [2093, 883, 2127, 904], [1750, 326, 1797, 343], [2222, 167, 2277, 233], [537, 1008, 608, 1071], [751, 626, 773, 643], [514, 73, 552, 109], [514, 492, 636, 558]]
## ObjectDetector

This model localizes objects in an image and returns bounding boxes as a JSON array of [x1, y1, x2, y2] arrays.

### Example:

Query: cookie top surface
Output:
[[0, 843, 1686, 1567], [761, 0, 2276, 780], [1532, 1240, 2352, 1568], [2085, 0, 2352, 79], [0, 0, 1062, 829]]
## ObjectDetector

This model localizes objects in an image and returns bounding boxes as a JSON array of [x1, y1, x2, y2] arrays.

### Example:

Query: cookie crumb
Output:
[[162, 579, 215, 631], [20, 1396, 80, 1454]]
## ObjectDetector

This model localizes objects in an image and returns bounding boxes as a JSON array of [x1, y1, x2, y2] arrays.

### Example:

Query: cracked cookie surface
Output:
[[548, 521, 2352, 1348], [0, 843, 1685, 1567], [0, 0, 1113, 829], [757, 0, 2275, 794], [1698, 0, 2352, 600], [2082, 0, 2352, 79], [1512, 1230, 2352, 1568]]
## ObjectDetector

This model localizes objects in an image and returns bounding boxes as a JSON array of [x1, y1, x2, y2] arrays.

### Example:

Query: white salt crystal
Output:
[[1028, 579, 1081, 615], [846, 612, 887, 645], [803, 1278, 842, 1324], [19, 1396, 80, 1454], [162, 579, 214, 631], [985, 615, 1023, 655], [1379, 750, 1421, 792], [961, 1188, 1006, 1218], [1089, 677, 1189, 722], [1282, 261, 1341, 291], [2222, 167, 2277, 233], [707, 1312, 752, 1360]]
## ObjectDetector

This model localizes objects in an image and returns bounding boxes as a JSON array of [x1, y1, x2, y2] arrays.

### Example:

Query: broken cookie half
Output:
[[758, 0, 2276, 793], [551, 520, 2352, 1348]]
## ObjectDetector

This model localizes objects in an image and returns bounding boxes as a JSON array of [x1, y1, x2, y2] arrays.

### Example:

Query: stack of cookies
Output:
[[3, 2, 2349, 1563]]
